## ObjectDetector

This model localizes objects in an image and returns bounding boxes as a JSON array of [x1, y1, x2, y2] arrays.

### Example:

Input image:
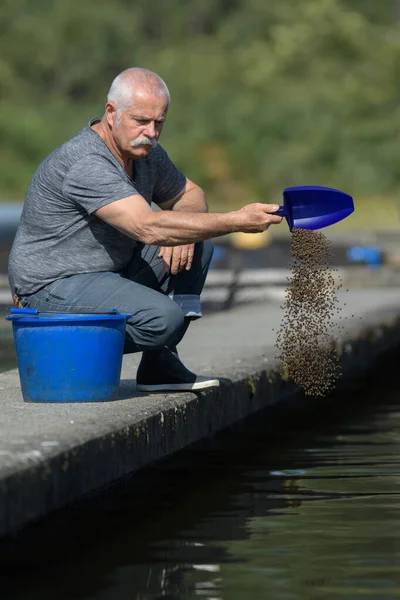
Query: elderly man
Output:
[[8, 67, 282, 392]]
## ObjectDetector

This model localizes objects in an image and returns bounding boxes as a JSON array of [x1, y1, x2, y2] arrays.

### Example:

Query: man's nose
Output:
[[143, 121, 156, 138]]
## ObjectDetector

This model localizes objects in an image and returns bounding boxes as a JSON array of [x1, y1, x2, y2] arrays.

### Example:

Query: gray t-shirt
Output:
[[8, 118, 186, 296]]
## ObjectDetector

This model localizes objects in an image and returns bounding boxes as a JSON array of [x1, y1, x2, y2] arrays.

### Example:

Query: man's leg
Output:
[[123, 238, 214, 339], [122, 239, 220, 391], [20, 272, 187, 352]]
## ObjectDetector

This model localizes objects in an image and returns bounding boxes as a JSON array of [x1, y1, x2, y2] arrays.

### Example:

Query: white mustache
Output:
[[130, 136, 157, 149]]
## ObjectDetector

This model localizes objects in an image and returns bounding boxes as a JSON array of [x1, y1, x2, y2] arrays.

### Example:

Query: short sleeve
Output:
[[152, 145, 187, 205], [63, 154, 138, 214]]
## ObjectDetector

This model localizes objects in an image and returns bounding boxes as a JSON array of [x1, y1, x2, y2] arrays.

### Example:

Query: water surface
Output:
[[1, 364, 400, 599]]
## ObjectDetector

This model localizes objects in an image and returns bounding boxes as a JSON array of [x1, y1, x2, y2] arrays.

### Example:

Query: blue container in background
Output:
[[347, 245, 382, 269], [6, 308, 132, 403]]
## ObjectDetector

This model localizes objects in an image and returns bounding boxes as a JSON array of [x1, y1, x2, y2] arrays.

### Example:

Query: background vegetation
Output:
[[1, 0, 399, 227]]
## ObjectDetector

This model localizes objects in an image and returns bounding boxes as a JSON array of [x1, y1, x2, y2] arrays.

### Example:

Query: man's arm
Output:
[[156, 178, 208, 274], [157, 178, 208, 214], [94, 192, 282, 246]]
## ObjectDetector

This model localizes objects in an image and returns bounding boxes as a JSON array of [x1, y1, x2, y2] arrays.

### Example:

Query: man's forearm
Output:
[[139, 210, 237, 246]]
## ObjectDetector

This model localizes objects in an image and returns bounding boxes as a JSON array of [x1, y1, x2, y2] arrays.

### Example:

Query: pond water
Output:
[[1, 353, 400, 599]]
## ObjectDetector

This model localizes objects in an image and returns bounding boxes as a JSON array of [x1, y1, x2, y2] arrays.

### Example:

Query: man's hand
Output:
[[235, 203, 283, 232], [158, 244, 195, 274]]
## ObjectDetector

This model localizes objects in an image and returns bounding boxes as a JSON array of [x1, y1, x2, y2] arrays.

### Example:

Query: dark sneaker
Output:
[[136, 347, 220, 392]]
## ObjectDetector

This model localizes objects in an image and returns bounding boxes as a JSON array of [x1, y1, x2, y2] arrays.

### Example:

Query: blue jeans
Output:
[[20, 240, 214, 354]]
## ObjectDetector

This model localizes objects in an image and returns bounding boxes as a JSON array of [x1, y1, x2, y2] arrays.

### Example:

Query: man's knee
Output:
[[128, 299, 185, 349], [160, 301, 186, 345]]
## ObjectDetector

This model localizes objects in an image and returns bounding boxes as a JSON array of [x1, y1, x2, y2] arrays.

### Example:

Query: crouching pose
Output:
[[8, 68, 282, 391]]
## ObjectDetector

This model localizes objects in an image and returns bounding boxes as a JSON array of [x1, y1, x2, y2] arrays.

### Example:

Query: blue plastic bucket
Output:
[[6, 307, 132, 403]]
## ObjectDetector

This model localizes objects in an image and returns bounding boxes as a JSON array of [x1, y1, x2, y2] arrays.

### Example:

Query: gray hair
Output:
[[107, 67, 170, 110]]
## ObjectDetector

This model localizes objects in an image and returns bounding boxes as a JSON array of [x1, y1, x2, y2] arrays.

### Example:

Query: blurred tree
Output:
[[0, 0, 399, 206]]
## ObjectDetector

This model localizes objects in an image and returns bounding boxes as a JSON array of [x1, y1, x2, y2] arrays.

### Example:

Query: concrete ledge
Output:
[[0, 289, 399, 538]]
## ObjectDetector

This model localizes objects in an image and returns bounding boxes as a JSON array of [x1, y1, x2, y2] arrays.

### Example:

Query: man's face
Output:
[[107, 90, 169, 159]]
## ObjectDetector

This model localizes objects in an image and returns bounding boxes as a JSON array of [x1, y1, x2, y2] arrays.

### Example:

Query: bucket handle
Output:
[[9, 308, 39, 316]]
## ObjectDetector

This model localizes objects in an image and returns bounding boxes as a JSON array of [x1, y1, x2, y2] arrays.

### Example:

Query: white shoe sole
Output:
[[136, 379, 220, 392]]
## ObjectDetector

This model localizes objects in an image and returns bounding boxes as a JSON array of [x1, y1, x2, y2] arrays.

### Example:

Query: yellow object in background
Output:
[[231, 230, 271, 250]]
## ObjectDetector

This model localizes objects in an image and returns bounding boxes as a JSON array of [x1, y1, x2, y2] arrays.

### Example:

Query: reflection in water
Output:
[[1, 368, 400, 599]]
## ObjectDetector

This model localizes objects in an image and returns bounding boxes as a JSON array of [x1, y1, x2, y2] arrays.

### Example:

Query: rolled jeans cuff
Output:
[[169, 293, 202, 318]]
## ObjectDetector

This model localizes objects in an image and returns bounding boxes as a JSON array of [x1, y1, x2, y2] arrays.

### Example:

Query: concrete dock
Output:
[[0, 287, 400, 538]]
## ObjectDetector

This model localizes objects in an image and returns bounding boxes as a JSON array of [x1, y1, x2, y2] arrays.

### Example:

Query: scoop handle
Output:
[[275, 205, 287, 217]]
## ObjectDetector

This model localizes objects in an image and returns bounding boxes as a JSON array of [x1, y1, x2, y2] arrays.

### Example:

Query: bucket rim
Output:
[[6, 307, 132, 322]]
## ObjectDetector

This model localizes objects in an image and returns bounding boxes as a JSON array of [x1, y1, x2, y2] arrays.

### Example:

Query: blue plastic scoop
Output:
[[276, 186, 354, 231]]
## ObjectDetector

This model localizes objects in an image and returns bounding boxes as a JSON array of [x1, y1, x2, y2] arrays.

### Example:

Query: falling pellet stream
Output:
[[276, 228, 344, 396]]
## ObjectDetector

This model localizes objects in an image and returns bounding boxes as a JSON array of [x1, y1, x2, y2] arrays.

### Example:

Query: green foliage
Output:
[[1, 0, 399, 205]]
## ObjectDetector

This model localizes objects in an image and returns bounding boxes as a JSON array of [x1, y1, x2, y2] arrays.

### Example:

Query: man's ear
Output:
[[105, 102, 117, 127]]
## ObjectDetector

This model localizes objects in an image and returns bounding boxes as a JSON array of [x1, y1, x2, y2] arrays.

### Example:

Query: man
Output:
[[8, 68, 282, 392]]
